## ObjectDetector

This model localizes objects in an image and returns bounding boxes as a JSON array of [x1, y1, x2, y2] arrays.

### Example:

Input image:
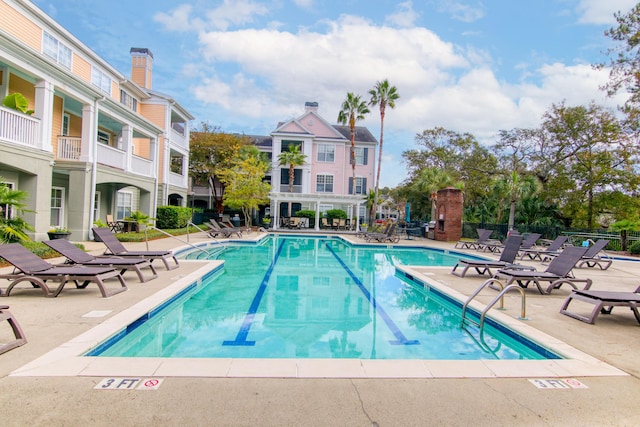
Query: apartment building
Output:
[[261, 101, 377, 230], [0, 0, 193, 241]]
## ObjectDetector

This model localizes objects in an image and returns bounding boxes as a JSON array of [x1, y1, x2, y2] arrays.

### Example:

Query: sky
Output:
[[33, 0, 637, 188]]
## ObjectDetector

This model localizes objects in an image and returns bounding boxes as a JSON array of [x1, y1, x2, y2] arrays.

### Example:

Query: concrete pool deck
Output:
[[2, 231, 640, 425]]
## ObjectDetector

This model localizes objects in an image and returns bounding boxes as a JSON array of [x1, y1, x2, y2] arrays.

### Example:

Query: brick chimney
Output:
[[304, 101, 318, 112], [130, 47, 153, 89]]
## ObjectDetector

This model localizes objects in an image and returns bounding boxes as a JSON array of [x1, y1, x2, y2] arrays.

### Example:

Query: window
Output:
[[116, 191, 133, 220], [354, 147, 368, 165], [91, 66, 111, 94], [62, 113, 70, 136], [93, 191, 101, 222], [97, 130, 110, 145], [43, 31, 72, 69], [50, 187, 64, 227], [281, 140, 302, 153], [316, 174, 333, 193], [319, 204, 333, 214], [317, 144, 334, 162], [0, 182, 15, 219], [120, 90, 138, 112], [280, 169, 302, 185], [349, 177, 367, 195]]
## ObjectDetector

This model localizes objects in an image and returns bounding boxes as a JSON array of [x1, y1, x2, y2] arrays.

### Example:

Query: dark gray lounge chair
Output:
[[0, 243, 127, 298], [44, 239, 158, 283], [0, 305, 26, 355], [491, 246, 591, 294], [454, 229, 492, 250], [517, 235, 568, 261], [92, 227, 180, 270], [451, 235, 535, 278], [209, 220, 242, 238], [575, 239, 613, 270], [482, 232, 540, 254], [366, 223, 399, 243], [560, 284, 640, 324]]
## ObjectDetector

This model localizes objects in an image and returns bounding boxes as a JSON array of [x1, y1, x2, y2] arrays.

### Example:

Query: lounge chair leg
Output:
[[0, 305, 27, 355]]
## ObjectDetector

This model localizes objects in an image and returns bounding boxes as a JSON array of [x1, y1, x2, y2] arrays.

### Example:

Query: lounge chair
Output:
[[359, 223, 388, 240], [0, 243, 127, 298], [454, 229, 493, 250], [482, 232, 540, 254], [209, 220, 242, 238], [366, 223, 400, 243], [575, 239, 613, 270], [44, 239, 158, 283], [92, 227, 180, 270], [560, 283, 640, 324], [451, 235, 535, 278], [489, 246, 591, 294], [517, 235, 568, 261], [0, 305, 27, 355]]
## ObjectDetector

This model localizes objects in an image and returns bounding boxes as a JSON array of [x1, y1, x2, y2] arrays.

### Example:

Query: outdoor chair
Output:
[[454, 229, 492, 250], [482, 232, 539, 254], [560, 283, 640, 325], [44, 239, 158, 283], [106, 214, 122, 233], [451, 235, 535, 278], [488, 246, 591, 294], [0, 243, 127, 298], [366, 223, 400, 243], [92, 227, 180, 270], [0, 305, 27, 355], [517, 235, 568, 261], [575, 239, 613, 270], [210, 220, 243, 238]]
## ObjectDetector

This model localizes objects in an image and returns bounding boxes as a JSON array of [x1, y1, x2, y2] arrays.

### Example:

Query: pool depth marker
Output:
[[223, 239, 286, 346], [323, 241, 419, 345]]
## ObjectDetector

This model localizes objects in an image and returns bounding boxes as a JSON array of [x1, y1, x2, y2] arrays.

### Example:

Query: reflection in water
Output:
[[97, 237, 552, 360]]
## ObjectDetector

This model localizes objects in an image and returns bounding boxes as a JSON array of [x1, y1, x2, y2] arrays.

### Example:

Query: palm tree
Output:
[[337, 93, 370, 195], [0, 179, 33, 243], [277, 144, 306, 216], [493, 172, 541, 230], [369, 79, 399, 220]]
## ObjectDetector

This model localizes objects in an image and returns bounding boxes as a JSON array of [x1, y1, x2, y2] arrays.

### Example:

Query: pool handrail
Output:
[[143, 224, 221, 256]]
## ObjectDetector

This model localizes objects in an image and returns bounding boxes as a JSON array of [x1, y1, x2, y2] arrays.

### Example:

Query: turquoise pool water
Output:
[[91, 236, 558, 360]]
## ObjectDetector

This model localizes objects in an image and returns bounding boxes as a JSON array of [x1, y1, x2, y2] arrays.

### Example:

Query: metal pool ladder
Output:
[[460, 279, 527, 332]]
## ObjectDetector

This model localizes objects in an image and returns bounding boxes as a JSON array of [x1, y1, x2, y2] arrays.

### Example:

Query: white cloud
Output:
[[576, 0, 637, 25], [293, 0, 314, 9], [385, 1, 419, 28], [436, 0, 484, 23], [154, 0, 270, 32]]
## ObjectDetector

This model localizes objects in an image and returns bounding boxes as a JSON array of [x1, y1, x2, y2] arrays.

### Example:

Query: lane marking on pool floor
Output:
[[322, 241, 419, 346], [222, 239, 286, 346]]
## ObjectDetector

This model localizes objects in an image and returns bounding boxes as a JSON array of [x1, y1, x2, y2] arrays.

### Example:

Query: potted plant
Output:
[[125, 210, 154, 232], [360, 223, 368, 232], [262, 216, 271, 227], [47, 226, 71, 240]]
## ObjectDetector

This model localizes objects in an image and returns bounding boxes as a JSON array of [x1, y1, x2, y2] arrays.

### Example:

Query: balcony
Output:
[[168, 171, 187, 188], [279, 185, 302, 193], [0, 106, 40, 148], [57, 136, 81, 159], [96, 144, 154, 176], [170, 127, 188, 150]]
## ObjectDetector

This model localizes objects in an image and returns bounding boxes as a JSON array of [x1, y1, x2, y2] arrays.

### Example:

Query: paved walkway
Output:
[[1, 231, 639, 426]]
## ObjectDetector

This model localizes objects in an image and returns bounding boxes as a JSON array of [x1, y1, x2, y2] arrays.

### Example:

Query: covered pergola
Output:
[[270, 192, 367, 231]]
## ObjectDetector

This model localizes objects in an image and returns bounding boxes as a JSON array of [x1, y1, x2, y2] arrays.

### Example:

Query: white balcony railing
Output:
[[96, 143, 126, 169], [0, 106, 40, 148], [131, 155, 153, 176], [279, 185, 303, 193], [171, 128, 188, 150], [57, 136, 82, 159], [168, 171, 187, 188]]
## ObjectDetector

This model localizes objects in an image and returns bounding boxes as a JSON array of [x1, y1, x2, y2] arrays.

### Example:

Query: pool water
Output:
[[93, 236, 557, 360]]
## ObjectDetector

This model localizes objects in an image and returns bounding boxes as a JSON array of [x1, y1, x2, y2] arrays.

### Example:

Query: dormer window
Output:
[[43, 31, 71, 69], [120, 90, 138, 112]]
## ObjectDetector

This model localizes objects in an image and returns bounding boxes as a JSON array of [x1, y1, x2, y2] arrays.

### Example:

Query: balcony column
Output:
[[80, 103, 95, 162], [121, 124, 133, 172], [34, 79, 54, 151], [0, 66, 8, 98]]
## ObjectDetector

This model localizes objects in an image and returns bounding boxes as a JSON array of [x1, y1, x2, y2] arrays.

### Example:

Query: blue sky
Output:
[[33, 0, 636, 187]]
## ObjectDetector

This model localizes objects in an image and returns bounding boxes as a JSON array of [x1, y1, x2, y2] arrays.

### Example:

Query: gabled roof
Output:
[[333, 125, 378, 144]]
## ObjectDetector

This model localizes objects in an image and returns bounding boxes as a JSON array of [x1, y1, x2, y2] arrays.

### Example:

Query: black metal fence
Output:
[[461, 222, 640, 252]]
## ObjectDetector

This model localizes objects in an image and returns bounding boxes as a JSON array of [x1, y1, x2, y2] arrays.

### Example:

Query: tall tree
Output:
[[337, 93, 370, 194], [189, 123, 250, 213], [492, 172, 541, 230], [369, 79, 399, 220], [596, 3, 640, 122], [217, 146, 271, 227], [277, 144, 307, 216]]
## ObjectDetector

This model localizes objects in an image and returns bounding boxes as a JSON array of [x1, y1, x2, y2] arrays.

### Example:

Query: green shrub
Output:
[[156, 206, 192, 229], [325, 209, 347, 221], [629, 241, 640, 255], [295, 210, 316, 220]]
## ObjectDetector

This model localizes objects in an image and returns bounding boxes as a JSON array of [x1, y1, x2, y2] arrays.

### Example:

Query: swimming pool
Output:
[[88, 235, 559, 361]]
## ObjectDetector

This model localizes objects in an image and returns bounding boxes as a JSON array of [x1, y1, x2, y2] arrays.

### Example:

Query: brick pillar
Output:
[[434, 188, 463, 241]]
